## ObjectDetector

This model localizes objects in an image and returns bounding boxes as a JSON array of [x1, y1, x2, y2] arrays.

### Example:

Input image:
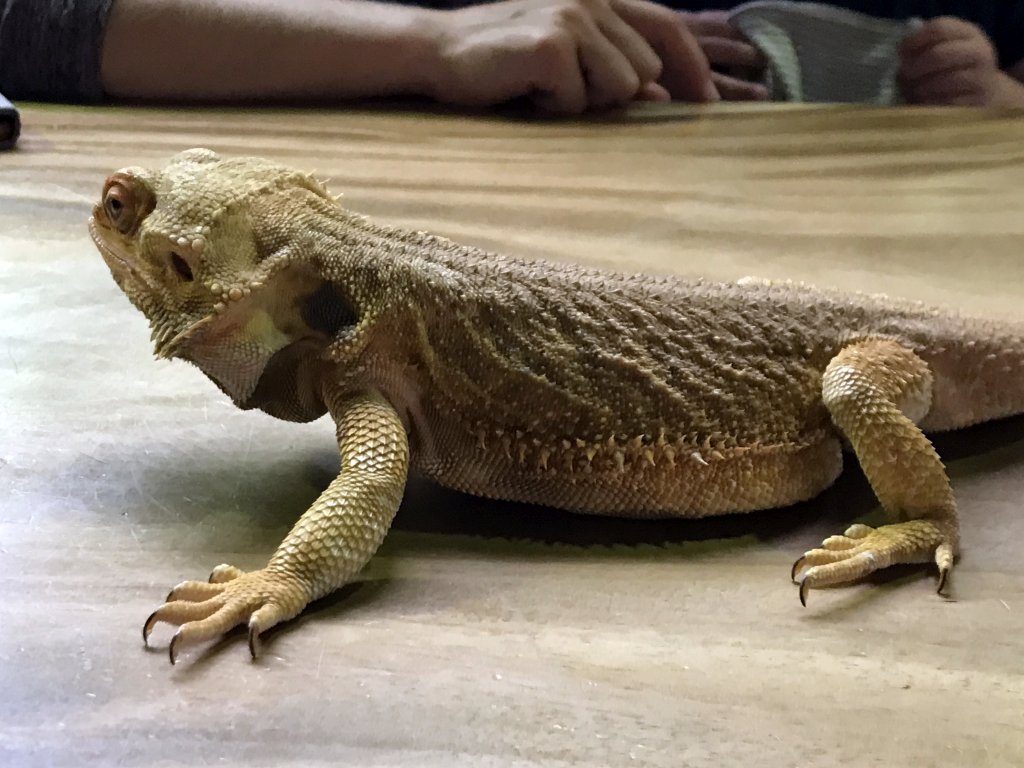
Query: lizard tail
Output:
[[918, 318, 1024, 433]]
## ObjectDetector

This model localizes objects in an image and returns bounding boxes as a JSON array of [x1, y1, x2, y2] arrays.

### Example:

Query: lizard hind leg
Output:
[[794, 338, 959, 604]]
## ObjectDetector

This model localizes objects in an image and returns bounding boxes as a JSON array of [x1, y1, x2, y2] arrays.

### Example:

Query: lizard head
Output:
[[89, 147, 344, 406]]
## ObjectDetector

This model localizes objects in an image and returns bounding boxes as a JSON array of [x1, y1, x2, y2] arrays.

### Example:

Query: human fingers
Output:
[[528, 32, 589, 114], [899, 37, 996, 82], [700, 36, 765, 70], [575, 17, 650, 109], [679, 10, 745, 40], [594, 5, 663, 86], [530, 2, 661, 112], [432, 0, 650, 113], [713, 72, 768, 101], [902, 68, 986, 105], [940, 93, 991, 106], [636, 81, 671, 102], [900, 16, 984, 59], [617, 0, 719, 102]]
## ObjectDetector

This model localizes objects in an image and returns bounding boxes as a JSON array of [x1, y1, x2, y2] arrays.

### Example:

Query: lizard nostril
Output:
[[170, 252, 194, 282]]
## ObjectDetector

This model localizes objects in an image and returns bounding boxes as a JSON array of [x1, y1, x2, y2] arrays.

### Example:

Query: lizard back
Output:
[[292, 211, 1023, 517]]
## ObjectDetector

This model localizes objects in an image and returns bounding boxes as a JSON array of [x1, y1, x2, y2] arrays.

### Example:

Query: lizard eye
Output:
[[103, 185, 130, 232], [100, 172, 155, 235], [105, 194, 123, 218], [170, 252, 194, 282]]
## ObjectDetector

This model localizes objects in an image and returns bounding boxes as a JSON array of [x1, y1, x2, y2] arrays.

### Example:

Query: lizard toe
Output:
[[247, 603, 291, 659], [793, 520, 954, 605], [165, 578, 228, 603], [209, 564, 245, 583], [144, 595, 227, 643], [168, 602, 252, 664], [146, 566, 313, 664]]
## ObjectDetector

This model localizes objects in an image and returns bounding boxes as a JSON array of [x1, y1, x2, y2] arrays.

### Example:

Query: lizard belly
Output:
[[412, 423, 845, 519]]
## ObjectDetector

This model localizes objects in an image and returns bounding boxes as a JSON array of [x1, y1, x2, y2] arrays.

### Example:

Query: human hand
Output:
[[427, 0, 719, 114], [679, 10, 768, 100], [899, 17, 1024, 107]]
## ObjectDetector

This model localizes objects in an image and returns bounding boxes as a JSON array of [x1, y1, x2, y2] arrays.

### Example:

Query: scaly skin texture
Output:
[[89, 149, 1024, 664]]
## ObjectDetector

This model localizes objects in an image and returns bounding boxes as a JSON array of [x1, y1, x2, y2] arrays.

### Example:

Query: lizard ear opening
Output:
[[300, 281, 358, 337]]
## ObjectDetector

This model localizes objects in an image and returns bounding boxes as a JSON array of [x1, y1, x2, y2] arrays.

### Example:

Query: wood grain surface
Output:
[[1, 103, 1023, 767]]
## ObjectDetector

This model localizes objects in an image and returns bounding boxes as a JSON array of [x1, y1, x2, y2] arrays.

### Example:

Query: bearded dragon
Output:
[[89, 148, 1024, 665]]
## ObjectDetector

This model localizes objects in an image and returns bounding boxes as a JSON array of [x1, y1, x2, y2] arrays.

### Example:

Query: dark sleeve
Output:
[[0, 0, 115, 101], [994, 2, 1024, 69]]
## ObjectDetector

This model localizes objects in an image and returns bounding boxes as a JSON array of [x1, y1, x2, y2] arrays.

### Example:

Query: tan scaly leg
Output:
[[793, 338, 959, 604], [143, 389, 409, 663]]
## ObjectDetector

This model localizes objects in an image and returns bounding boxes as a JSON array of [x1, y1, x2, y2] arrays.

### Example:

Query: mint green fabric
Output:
[[730, 1, 922, 104]]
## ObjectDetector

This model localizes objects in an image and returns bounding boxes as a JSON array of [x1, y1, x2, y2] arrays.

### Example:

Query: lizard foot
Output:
[[791, 521, 956, 606], [143, 565, 311, 664]]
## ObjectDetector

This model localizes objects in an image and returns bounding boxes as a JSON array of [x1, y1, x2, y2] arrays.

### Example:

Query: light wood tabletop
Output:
[[2, 103, 1022, 767]]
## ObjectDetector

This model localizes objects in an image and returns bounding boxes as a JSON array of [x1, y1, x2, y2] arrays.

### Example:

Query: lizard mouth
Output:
[[89, 216, 140, 285], [89, 214, 214, 359]]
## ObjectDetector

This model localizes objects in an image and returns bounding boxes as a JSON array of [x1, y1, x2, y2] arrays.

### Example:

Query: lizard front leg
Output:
[[793, 338, 959, 604], [144, 390, 409, 663]]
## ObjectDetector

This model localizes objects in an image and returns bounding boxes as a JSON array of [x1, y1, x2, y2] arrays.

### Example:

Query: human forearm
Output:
[[100, 0, 441, 100], [101, 0, 718, 112]]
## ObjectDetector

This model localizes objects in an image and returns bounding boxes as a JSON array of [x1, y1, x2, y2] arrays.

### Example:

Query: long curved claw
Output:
[[143, 609, 160, 644], [935, 541, 954, 596], [791, 556, 806, 583], [169, 629, 183, 665], [248, 624, 261, 660], [245, 602, 288, 660], [799, 577, 810, 607]]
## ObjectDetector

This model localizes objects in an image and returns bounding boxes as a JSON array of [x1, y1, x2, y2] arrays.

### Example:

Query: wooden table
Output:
[[2, 103, 1023, 767]]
